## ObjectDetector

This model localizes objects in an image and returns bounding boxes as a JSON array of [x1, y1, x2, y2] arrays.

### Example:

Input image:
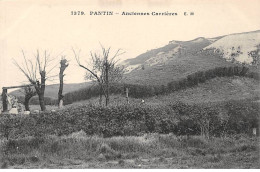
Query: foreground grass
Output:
[[0, 131, 259, 169]]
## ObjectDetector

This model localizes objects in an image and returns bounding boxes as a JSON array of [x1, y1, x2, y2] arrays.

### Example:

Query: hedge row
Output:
[[20, 65, 258, 105], [63, 65, 260, 104], [1, 99, 259, 139]]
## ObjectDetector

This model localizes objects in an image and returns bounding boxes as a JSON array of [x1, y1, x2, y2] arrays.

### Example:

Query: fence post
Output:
[[126, 87, 129, 104], [253, 128, 257, 136], [2, 88, 7, 112]]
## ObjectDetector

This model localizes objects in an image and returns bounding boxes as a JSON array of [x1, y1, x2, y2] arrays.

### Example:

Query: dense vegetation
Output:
[[0, 99, 258, 139], [63, 66, 259, 105]]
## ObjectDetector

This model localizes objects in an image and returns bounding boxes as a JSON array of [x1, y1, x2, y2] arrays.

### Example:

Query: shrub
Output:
[[1, 98, 259, 139]]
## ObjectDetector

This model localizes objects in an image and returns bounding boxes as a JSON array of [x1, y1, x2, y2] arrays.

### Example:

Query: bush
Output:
[[0, 104, 178, 138], [0, 99, 258, 139]]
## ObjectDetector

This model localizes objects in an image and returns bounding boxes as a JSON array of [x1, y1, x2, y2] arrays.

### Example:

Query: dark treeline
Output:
[[63, 65, 259, 105]]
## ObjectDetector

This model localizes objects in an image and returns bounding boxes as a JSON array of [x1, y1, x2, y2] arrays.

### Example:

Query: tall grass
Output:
[[0, 131, 258, 168]]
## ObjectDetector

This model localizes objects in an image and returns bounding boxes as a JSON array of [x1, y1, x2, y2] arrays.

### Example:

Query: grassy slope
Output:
[[58, 76, 259, 108], [27, 76, 259, 111], [152, 76, 260, 104], [123, 30, 260, 86], [0, 132, 259, 169], [124, 54, 235, 85], [123, 37, 237, 85], [124, 42, 181, 65]]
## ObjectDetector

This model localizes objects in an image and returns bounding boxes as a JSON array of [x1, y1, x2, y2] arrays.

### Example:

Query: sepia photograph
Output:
[[0, 0, 259, 169]]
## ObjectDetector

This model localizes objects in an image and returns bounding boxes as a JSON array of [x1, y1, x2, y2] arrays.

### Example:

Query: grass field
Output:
[[0, 131, 259, 169], [155, 76, 260, 104]]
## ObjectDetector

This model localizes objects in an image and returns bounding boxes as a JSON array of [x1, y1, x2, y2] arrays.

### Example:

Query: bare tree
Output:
[[73, 46, 125, 106], [22, 86, 36, 111], [58, 57, 69, 108], [13, 50, 56, 111]]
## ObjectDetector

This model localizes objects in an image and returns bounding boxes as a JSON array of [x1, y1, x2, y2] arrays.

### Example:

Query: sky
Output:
[[0, 0, 260, 90]]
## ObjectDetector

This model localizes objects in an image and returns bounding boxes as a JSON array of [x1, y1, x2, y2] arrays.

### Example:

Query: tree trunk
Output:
[[38, 70, 46, 111], [105, 62, 109, 106], [24, 97, 30, 111], [38, 93, 46, 111], [58, 73, 64, 108], [58, 59, 68, 108], [24, 89, 36, 111]]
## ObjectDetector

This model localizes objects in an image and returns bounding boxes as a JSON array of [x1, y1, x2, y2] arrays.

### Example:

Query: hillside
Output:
[[60, 76, 259, 107], [122, 30, 260, 85], [10, 30, 260, 100], [203, 30, 260, 65], [123, 37, 214, 72], [153, 76, 260, 104], [122, 37, 233, 85], [10, 82, 91, 99]]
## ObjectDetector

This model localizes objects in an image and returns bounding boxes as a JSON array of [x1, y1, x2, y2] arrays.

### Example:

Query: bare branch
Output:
[[36, 49, 41, 72], [28, 60, 36, 81], [46, 62, 60, 76], [72, 47, 101, 82], [12, 59, 32, 82], [45, 74, 59, 80], [111, 49, 125, 61], [44, 50, 47, 71], [21, 50, 32, 79], [74, 45, 125, 106]]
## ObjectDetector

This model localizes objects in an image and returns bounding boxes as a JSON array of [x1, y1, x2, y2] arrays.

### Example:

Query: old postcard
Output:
[[0, 0, 259, 169]]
